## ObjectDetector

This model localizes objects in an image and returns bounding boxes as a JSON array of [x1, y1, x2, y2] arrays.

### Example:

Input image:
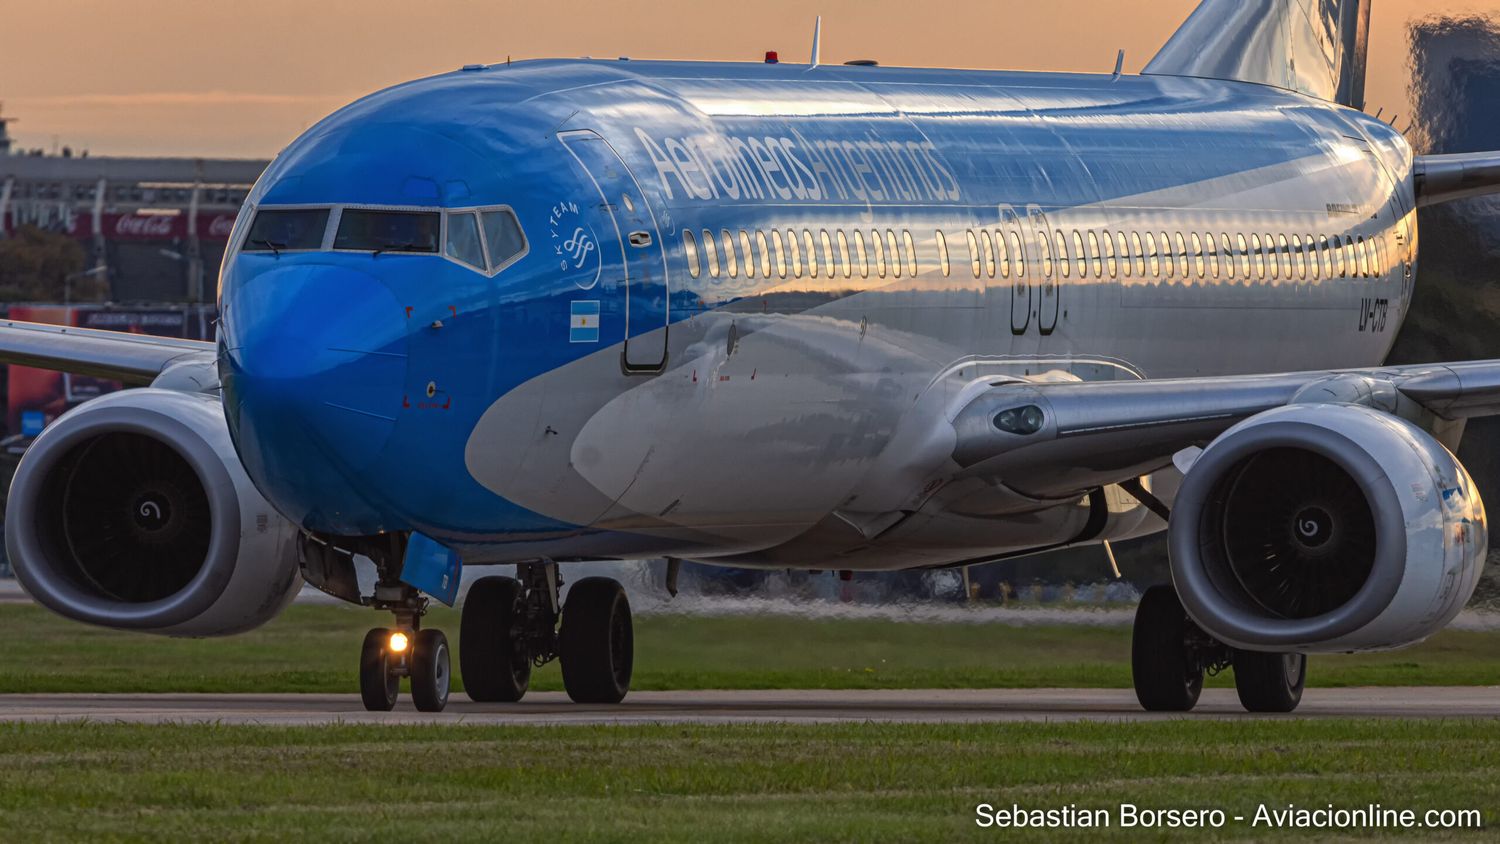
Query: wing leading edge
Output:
[[0, 319, 215, 385], [948, 361, 1500, 501]]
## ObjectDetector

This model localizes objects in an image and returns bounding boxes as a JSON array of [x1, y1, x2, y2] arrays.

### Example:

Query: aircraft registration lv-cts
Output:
[[8, 0, 1500, 713]]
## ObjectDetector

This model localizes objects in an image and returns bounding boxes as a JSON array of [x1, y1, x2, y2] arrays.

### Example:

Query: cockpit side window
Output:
[[334, 209, 440, 254], [481, 209, 527, 270], [243, 208, 329, 252], [445, 212, 485, 269]]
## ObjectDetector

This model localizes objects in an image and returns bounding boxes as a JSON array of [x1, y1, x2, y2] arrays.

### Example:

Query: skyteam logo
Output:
[[548, 200, 601, 290], [569, 300, 601, 343]]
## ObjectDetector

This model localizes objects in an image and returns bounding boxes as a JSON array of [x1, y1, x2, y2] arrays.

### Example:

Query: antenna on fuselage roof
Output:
[[1111, 49, 1124, 80], [810, 16, 822, 67]]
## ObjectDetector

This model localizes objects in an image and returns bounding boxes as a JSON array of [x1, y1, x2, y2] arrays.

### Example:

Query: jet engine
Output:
[[1169, 403, 1486, 653], [6, 388, 301, 636]]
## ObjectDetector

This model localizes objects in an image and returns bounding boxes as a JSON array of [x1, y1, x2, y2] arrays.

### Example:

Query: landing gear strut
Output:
[[1131, 584, 1306, 713], [459, 562, 634, 704], [351, 535, 451, 713]]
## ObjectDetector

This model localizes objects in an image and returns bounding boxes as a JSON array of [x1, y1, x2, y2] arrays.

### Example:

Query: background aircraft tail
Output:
[[1144, 0, 1371, 109]]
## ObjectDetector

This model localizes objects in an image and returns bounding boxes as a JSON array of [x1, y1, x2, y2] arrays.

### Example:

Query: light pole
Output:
[[62, 264, 108, 306]]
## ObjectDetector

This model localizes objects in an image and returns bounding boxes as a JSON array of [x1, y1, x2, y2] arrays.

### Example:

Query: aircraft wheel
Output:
[[359, 627, 400, 712], [559, 577, 633, 703], [461, 576, 532, 702], [1233, 651, 1306, 713], [1131, 585, 1204, 712], [410, 629, 451, 713]]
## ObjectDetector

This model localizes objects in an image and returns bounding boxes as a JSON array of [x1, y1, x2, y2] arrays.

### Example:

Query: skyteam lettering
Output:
[[635, 127, 961, 204]]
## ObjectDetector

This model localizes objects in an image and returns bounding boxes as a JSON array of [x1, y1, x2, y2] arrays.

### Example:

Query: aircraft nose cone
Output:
[[220, 262, 407, 532]]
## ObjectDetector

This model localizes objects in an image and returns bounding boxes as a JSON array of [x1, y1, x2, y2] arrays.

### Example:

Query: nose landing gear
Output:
[[357, 575, 452, 713]]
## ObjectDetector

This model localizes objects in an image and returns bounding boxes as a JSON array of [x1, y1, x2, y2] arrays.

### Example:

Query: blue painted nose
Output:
[[220, 261, 407, 533]]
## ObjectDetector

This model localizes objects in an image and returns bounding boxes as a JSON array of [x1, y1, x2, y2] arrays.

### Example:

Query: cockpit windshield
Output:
[[334, 209, 440, 254], [242, 208, 329, 252], [237, 204, 524, 275]]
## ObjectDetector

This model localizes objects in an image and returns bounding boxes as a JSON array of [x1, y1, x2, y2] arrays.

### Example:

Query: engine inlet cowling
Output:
[[1169, 403, 1486, 653], [7, 389, 301, 636]]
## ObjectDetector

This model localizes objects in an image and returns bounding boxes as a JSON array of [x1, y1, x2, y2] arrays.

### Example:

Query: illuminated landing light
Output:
[[389, 631, 410, 653]]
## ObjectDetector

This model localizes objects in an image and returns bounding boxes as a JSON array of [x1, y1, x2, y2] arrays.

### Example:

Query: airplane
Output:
[[5, 0, 1500, 714]]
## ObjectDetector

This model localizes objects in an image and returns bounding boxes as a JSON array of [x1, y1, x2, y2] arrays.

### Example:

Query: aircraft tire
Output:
[[359, 627, 399, 712], [1131, 585, 1204, 712], [461, 576, 531, 702], [1233, 651, 1306, 713], [559, 577, 633, 704], [410, 629, 451, 713]]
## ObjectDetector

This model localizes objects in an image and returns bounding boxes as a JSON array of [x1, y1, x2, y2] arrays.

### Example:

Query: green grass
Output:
[[0, 720, 1494, 841], [3, 602, 1500, 693]]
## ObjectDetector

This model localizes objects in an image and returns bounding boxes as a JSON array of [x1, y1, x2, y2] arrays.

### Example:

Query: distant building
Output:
[[0, 111, 268, 302]]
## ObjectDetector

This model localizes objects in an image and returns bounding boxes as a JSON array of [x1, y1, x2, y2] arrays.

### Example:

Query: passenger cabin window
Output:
[[739, 231, 755, 277], [702, 229, 721, 277], [446, 212, 486, 270], [335, 209, 440, 254], [682, 230, 702, 279], [478, 209, 525, 270], [720, 230, 739, 278], [244, 208, 329, 252], [935, 230, 950, 277]]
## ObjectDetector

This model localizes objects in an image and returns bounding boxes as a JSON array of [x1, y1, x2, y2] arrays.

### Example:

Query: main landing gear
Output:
[[1131, 584, 1306, 713], [459, 562, 634, 705], [353, 548, 635, 712]]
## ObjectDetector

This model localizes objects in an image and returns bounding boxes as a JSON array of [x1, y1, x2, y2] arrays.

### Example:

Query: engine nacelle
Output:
[[7, 389, 301, 636], [1169, 403, 1486, 653]]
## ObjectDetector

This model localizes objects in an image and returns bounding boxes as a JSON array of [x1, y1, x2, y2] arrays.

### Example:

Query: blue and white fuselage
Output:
[[217, 56, 1413, 569]]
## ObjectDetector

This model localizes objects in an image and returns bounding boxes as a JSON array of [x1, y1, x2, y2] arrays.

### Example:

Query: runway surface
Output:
[[0, 687, 1496, 725]]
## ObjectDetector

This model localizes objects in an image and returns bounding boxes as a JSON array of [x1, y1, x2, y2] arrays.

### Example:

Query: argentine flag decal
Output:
[[569, 300, 600, 343]]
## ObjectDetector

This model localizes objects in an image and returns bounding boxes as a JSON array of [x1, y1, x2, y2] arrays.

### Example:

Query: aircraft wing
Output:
[[1415, 152, 1500, 208], [0, 319, 216, 385], [948, 361, 1500, 500]]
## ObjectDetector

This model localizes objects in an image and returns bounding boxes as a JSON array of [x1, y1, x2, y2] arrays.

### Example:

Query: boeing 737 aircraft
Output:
[[8, 0, 1500, 713]]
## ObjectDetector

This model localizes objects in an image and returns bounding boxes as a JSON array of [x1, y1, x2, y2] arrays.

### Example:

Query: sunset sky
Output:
[[2, 0, 1496, 158]]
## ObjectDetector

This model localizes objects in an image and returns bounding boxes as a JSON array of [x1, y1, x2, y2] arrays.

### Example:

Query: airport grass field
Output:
[[0, 719, 1493, 841], [3, 601, 1500, 692]]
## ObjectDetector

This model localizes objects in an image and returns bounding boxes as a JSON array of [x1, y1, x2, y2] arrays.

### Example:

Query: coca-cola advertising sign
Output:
[[206, 213, 236, 238], [1, 209, 240, 240], [112, 213, 178, 238]]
